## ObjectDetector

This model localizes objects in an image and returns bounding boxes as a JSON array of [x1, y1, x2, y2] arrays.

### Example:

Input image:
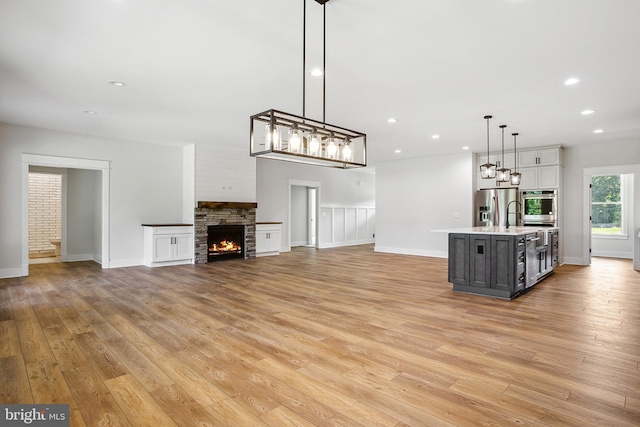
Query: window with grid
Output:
[[591, 175, 623, 235]]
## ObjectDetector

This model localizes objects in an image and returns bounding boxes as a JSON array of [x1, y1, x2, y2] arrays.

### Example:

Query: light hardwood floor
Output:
[[1, 245, 639, 426]]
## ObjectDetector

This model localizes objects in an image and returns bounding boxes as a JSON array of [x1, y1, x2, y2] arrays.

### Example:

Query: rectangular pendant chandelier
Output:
[[250, 109, 367, 168], [249, 0, 367, 169]]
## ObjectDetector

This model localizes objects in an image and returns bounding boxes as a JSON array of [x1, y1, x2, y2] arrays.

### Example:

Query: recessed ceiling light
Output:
[[564, 77, 580, 86], [462, 146, 469, 150], [388, 118, 398, 123], [310, 68, 323, 77], [394, 149, 401, 153], [581, 109, 595, 115], [108, 80, 126, 87], [83, 110, 97, 115], [431, 135, 440, 139], [593, 129, 604, 133]]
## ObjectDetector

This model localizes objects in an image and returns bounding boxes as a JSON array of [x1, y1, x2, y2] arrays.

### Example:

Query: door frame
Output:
[[583, 163, 640, 268], [21, 154, 111, 276], [288, 179, 321, 250]]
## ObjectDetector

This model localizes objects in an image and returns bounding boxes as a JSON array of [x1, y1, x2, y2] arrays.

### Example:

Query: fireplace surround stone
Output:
[[194, 202, 257, 263]]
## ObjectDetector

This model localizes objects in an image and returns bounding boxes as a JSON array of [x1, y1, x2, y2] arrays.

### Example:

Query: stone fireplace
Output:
[[194, 202, 257, 263]]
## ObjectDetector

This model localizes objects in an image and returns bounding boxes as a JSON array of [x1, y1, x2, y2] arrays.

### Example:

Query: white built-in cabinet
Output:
[[476, 146, 562, 190], [143, 224, 193, 267], [256, 222, 281, 256]]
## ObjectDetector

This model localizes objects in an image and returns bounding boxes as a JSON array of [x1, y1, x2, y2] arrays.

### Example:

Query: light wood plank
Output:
[[104, 374, 178, 427], [0, 320, 20, 358]]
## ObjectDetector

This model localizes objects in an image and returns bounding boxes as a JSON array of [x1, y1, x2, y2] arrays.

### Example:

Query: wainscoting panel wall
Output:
[[319, 205, 375, 248]]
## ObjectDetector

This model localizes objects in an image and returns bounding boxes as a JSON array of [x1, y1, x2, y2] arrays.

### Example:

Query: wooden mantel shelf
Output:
[[197, 201, 257, 209]]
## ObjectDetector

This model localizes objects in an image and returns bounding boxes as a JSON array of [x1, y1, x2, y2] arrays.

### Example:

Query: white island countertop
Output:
[[432, 226, 558, 236]]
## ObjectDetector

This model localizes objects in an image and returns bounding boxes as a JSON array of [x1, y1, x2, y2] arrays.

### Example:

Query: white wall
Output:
[[375, 152, 474, 257], [0, 122, 187, 277], [195, 143, 256, 204], [563, 140, 640, 265], [256, 158, 375, 251], [67, 169, 100, 262]]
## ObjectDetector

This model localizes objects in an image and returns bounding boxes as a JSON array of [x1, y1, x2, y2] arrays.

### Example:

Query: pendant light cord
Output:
[[323, 1, 326, 124], [302, 0, 306, 118]]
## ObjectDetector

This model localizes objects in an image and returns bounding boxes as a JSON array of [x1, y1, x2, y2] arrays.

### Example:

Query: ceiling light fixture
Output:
[[479, 115, 496, 179], [462, 146, 469, 150], [310, 68, 323, 77], [564, 77, 580, 85], [387, 118, 397, 123], [431, 135, 440, 139], [496, 124, 511, 183], [394, 149, 401, 154], [250, 0, 366, 168], [593, 129, 604, 133], [108, 80, 126, 87], [581, 109, 595, 115], [510, 133, 521, 186]]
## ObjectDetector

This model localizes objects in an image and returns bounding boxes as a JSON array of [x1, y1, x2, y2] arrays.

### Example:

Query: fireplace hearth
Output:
[[208, 225, 244, 262]]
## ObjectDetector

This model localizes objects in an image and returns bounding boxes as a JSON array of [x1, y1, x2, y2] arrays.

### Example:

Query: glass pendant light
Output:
[[496, 124, 511, 183], [288, 124, 301, 153], [265, 123, 280, 150], [342, 137, 352, 161], [479, 115, 496, 179], [309, 128, 320, 156], [326, 132, 338, 159], [510, 132, 521, 186]]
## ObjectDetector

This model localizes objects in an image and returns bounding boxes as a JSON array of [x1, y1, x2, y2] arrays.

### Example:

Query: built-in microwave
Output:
[[521, 190, 557, 226]]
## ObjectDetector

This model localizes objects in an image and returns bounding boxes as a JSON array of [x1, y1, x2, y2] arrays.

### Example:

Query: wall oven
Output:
[[521, 190, 557, 226]]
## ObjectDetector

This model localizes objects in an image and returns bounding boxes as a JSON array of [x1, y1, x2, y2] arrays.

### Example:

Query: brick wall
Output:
[[28, 173, 62, 255]]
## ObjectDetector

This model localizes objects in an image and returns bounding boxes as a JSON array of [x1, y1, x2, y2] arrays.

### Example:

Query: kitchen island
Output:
[[436, 226, 559, 299]]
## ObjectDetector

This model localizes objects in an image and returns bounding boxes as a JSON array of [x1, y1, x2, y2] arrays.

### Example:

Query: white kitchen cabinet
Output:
[[518, 165, 560, 190], [518, 147, 561, 167], [256, 223, 281, 256], [143, 225, 193, 267]]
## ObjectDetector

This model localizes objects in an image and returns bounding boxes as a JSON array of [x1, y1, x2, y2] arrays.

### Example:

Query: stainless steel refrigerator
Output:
[[475, 188, 521, 227]]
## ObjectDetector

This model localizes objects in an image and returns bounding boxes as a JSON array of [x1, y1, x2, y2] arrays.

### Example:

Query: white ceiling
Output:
[[1, 0, 639, 166]]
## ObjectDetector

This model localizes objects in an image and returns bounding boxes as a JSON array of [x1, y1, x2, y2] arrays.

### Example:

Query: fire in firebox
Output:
[[209, 240, 242, 254]]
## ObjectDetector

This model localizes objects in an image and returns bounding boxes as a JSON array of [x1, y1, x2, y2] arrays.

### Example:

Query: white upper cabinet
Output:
[[518, 147, 561, 167]]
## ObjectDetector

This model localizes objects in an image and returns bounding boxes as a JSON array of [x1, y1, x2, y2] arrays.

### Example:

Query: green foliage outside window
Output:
[[591, 175, 621, 234]]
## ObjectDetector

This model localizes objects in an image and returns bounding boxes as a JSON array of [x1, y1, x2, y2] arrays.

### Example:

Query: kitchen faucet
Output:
[[506, 200, 522, 229]]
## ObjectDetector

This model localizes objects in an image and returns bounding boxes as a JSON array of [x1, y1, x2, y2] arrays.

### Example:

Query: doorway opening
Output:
[[289, 179, 321, 250], [28, 171, 63, 264]]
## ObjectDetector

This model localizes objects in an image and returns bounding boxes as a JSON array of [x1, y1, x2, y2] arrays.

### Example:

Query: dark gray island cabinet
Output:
[[446, 227, 558, 299]]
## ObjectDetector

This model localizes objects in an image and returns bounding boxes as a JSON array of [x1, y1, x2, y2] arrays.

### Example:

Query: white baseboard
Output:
[[591, 251, 633, 259], [108, 258, 144, 268], [374, 246, 448, 258], [0, 267, 24, 279], [563, 257, 589, 265], [318, 239, 374, 249], [66, 253, 95, 262]]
